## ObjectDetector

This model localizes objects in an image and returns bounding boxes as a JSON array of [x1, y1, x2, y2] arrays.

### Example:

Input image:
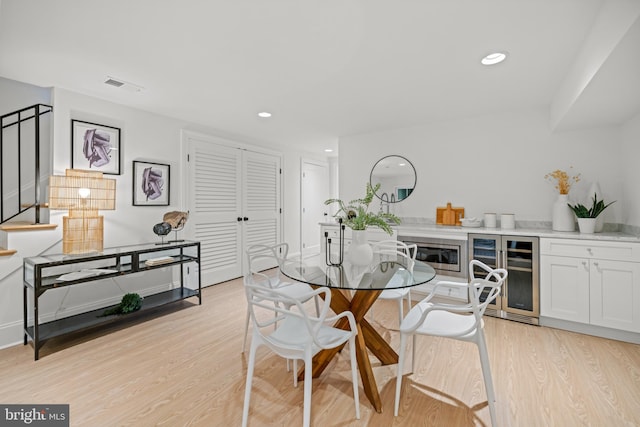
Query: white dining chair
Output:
[[370, 240, 417, 326], [394, 260, 507, 426], [242, 283, 360, 427], [241, 243, 319, 353]]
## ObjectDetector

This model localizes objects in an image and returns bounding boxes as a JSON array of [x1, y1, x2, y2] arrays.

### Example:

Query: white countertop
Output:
[[319, 221, 640, 242], [394, 224, 640, 242]]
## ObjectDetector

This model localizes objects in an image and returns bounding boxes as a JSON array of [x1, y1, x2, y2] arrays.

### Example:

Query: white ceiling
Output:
[[1, 0, 638, 154]]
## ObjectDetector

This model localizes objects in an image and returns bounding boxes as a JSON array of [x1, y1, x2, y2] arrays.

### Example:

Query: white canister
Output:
[[484, 213, 497, 228], [501, 213, 515, 230]]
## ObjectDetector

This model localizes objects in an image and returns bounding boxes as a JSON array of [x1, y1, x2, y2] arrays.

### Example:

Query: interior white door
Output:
[[242, 150, 282, 272], [301, 160, 329, 257], [185, 138, 243, 286], [183, 132, 282, 285]]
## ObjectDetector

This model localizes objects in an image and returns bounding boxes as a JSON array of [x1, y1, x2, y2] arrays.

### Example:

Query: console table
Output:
[[23, 241, 201, 360]]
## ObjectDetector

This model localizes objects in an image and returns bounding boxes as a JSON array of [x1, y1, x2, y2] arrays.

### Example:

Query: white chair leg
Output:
[[241, 341, 258, 427], [348, 336, 361, 419], [477, 333, 497, 427], [293, 359, 298, 387], [303, 353, 313, 427], [242, 307, 250, 353], [411, 334, 417, 373], [397, 298, 404, 326], [394, 333, 408, 417]]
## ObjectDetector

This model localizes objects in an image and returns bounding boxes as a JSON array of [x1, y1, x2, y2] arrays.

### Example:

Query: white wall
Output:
[[52, 88, 191, 247], [339, 108, 623, 225], [51, 88, 325, 251], [621, 111, 640, 227], [0, 77, 50, 112]]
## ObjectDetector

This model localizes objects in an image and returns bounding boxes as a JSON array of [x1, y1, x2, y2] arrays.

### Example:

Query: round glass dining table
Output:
[[280, 253, 436, 413]]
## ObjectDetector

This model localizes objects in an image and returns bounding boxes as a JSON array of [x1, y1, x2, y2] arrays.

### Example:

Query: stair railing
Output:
[[0, 104, 52, 224]]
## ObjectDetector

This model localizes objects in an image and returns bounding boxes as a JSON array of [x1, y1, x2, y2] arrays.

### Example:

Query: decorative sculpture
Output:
[[163, 211, 189, 243], [152, 221, 172, 245]]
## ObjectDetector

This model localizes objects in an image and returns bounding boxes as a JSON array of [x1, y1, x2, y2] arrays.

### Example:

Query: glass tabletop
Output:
[[280, 253, 436, 291]]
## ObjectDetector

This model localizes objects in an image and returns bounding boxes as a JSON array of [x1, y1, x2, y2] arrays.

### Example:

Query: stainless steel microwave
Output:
[[399, 235, 468, 278]]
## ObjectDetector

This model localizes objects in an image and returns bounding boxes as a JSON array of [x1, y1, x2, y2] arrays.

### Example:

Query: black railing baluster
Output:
[[17, 109, 22, 217], [34, 104, 41, 224]]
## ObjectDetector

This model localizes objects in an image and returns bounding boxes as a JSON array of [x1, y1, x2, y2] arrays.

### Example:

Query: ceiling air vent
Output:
[[104, 77, 125, 87], [104, 76, 144, 92]]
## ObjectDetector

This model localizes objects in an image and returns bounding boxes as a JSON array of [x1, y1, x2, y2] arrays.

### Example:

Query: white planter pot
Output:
[[586, 182, 604, 232], [577, 218, 597, 234], [552, 194, 575, 232], [348, 229, 373, 267]]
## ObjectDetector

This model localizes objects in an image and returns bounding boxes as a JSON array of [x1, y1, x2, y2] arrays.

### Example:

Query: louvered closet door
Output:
[[184, 134, 282, 285], [186, 140, 243, 285], [242, 150, 282, 272]]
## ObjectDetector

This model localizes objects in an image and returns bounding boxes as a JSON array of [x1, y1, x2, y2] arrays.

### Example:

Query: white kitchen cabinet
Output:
[[590, 259, 640, 331], [540, 238, 640, 333], [540, 254, 590, 323]]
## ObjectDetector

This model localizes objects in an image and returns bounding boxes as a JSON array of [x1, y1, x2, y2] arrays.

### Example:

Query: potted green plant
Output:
[[324, 183, 400, 234], [567, 193, 615, 234], [325, 183, 400, 265]]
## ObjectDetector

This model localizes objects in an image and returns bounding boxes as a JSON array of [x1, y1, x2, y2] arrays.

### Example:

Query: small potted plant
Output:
[[325, 183, 400, 265], [567, 193, 615, 234], [324, 182, 400, 234]]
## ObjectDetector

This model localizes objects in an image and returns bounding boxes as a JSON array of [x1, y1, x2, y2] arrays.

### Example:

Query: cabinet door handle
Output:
[[582, 261, 589, 271], [244, 217, 249, 221], [237, 217, 243, 222]]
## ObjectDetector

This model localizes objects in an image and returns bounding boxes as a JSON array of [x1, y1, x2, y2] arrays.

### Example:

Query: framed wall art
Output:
[[71, 119, 121, 175], [133, 161, 170, 206]]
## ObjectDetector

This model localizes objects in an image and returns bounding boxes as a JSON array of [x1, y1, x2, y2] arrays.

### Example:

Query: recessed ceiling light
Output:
[[481, 52, 507, 66], [258, 111, 272, 118], [324, 149, 333, 153]]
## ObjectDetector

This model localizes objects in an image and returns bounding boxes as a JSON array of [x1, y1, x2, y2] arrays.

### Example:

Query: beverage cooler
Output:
[[468, 234, 539, 324]]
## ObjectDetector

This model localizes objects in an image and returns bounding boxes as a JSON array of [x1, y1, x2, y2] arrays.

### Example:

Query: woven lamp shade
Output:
[[48, 169, 116, 254]]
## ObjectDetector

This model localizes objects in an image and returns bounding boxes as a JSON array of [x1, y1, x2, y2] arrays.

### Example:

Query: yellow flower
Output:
[[545, 168, 580, 195]]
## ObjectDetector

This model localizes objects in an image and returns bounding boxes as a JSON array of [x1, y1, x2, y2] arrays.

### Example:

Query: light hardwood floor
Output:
[[1, 277, 640, 426]]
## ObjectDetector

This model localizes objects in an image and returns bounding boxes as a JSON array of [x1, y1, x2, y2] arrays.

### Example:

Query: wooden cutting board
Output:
[[436, 203, 464, 226]]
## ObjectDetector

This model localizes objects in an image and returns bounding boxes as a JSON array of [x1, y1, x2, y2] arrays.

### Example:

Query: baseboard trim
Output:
[[540, 316, 640, 344]]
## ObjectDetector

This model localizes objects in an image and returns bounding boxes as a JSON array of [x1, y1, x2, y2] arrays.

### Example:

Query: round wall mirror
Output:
[[369, 155, 416, 202]]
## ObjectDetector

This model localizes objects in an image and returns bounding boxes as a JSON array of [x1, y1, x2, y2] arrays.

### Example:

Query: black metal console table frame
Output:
[[23, 241, 201, 360]]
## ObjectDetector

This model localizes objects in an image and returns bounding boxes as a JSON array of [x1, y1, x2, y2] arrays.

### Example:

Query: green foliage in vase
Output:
[[324, 183, 400, 235], [101, 293, 143, 316], [567, 193, 615, 218]]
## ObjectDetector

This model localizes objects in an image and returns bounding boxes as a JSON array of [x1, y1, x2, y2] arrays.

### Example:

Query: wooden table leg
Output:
[[354, 322, 382, 412], [297, 288, 393, 413], [350, 290, 398, 366]]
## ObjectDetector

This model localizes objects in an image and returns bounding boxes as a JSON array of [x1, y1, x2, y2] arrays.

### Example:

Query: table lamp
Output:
[[48, 169, 116, 254]]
